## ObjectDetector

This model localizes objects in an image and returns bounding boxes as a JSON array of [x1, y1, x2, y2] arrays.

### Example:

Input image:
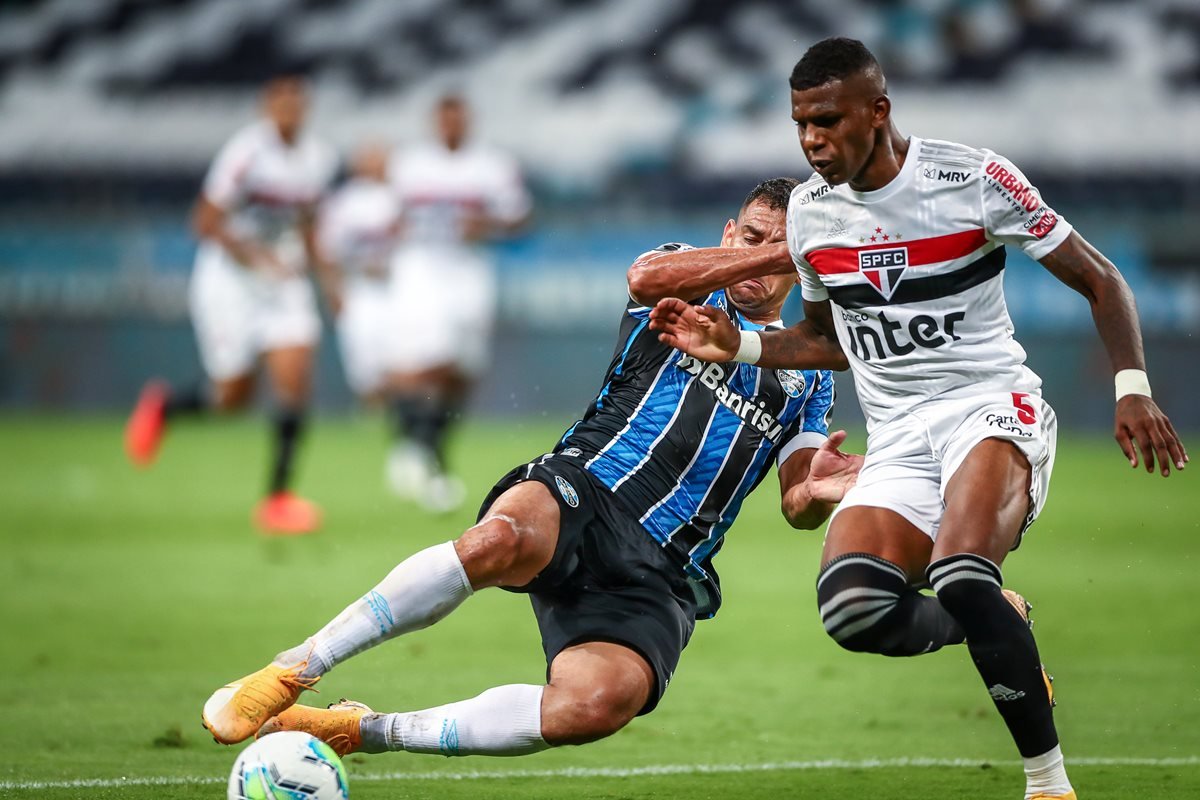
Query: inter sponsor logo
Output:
[[858, 246, 909, 300], [675, 355, 786, 441], [842, 309, 966, 361]]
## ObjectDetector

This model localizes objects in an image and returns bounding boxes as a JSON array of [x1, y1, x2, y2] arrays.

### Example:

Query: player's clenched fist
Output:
[[649, 298, 740, 363]]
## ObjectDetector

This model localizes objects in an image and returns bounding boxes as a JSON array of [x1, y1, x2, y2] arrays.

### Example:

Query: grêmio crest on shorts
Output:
[[788, 137, 1073, 433]]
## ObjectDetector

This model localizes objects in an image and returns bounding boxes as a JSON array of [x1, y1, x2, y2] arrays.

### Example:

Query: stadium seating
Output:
[[0, 0, 1196, 178]]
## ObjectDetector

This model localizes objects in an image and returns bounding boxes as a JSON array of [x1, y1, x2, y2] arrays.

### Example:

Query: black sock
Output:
[[163, 383, 209, 419], [817, 553, 965, 657], [269, 409, 305, 495], [390, 394, 456, 470], [928, 554, 1058, 758]]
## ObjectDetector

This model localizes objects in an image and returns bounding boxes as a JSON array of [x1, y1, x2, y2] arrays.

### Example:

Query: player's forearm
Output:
[[1087, 268, 1146, 375], [192, 200, 258, 266], [627, 241, 792, 305], [781, 483, 835, 530], [756, 322, 849, 371]]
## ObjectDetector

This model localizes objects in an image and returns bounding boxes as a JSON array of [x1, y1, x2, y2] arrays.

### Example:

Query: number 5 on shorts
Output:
[[1011, 392, 1037, 425]]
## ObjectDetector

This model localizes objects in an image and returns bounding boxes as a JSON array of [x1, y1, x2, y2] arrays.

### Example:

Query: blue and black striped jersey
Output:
[[556, 243, 835, 616]]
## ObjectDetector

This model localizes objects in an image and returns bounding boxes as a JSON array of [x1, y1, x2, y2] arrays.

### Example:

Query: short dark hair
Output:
[[743, 177, 800, 213], [789, 37, 883, 92]]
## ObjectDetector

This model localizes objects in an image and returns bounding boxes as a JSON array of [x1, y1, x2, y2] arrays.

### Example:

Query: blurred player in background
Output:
[[650, 37, 1188, 800], [124, 75, 339, 535], [384, 93, 532, 511], [200, 178, 858, 762], [318, 142, 400, 405]]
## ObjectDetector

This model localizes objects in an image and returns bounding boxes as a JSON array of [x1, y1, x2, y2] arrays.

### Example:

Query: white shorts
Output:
[[189, 244, 321, 381], [830, 390, 1058, 543], [336, 279, 392, 396], [385, 249, 496, 377]]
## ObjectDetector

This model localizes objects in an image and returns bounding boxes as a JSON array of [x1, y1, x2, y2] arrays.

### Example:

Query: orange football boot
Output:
[[254, 492, 322, 536], [202, 661, 320, 745], [1002, 588, 1056, 707], [124, 381, 169, 467], [257, 700, 372, 757]]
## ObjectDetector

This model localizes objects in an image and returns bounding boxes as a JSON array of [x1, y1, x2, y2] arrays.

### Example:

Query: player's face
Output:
[[723, 200, 796, 313], [437, 102, 469, 149], [264, 79, 308, 140], [791, 80, 884, 186]]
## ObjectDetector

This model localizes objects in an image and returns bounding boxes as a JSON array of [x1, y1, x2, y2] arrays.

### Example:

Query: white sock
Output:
[[360, 684, 548, 756], [274, 542, 473, 679], [1024, 744, 1073, 799]]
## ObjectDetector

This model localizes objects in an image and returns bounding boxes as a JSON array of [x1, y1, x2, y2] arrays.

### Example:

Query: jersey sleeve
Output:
[[626, 242, 698, 316], [979, 152, 1073, 261], [775, 369, 834, 467], [787, 197, 829, 302], [202, 131, 254, 210]]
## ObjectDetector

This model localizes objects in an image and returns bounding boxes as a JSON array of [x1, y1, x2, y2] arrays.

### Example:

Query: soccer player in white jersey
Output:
[[384, 93, 532, 511], [649, 38, 1187, 800], [124, 76, 340, 535], [318, 142, 400, 404]]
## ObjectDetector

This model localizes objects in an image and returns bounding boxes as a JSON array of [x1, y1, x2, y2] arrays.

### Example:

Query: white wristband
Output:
[[1114, 369, 1152, 401], [733, 331, 762, 364]]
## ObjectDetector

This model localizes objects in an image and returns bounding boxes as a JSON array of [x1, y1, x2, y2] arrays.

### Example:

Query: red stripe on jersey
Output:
[[806, 228, 989, 276]]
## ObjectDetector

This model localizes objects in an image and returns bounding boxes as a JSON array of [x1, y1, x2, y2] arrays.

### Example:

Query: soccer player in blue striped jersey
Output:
[[201, 177, 858, 759]]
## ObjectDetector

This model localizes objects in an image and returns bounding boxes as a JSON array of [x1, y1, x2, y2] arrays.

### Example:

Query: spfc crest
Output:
[[777, 369, 806, 398], [858, 247, 909, 300]]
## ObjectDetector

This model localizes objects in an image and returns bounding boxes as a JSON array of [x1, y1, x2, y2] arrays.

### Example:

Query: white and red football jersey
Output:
[[317, 178, 400, 279], [389, 142, 530, 255], [203, 120, 338, 249], [788, 136, 1073, 432]]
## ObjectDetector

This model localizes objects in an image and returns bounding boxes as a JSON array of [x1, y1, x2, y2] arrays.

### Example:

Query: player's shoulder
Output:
[[220, 121, 270, 154], [789, 172, 833, 211], [914, 137, 988, 174]]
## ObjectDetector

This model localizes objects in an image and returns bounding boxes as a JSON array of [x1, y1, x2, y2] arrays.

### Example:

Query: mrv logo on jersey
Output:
[[675, 355, 786, 441], [859, 247, 909, 300]]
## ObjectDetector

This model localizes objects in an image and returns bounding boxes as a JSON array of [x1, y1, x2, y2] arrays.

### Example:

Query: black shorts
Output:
[[478, 455, 698, 715]]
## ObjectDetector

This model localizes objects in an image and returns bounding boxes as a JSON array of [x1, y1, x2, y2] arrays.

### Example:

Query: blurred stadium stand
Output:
[[0, 0, 1197, 428]]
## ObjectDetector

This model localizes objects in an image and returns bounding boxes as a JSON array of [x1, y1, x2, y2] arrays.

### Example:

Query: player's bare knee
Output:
[[455, 513, 541, 589], [540, 681, 640, 746], [213, 381, 252, 411]]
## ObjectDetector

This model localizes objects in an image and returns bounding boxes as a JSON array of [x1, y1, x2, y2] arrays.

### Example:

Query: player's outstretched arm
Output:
[[192, 196, 286, 277], [1039, 232, 1188, 475], [301, 206, 343, 315], [649, 297, 847, 370], [628, 241, 793, 306], [778, 430, 864, 529]]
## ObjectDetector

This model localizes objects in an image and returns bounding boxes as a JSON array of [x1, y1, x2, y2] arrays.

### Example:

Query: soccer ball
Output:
[[228, 730, 350, 800]]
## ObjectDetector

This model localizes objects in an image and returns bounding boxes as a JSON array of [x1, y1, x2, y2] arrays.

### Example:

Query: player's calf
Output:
[[817, 552, 964, 656], [928, 553, 1073, 798]]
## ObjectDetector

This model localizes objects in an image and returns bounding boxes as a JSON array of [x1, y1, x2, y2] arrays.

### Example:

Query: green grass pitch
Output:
[[1, 415, 1197, 799]]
